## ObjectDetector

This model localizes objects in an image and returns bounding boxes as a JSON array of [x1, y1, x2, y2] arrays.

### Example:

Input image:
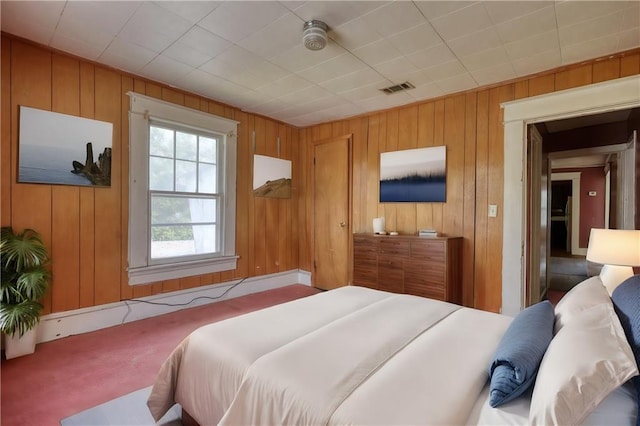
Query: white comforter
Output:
[[148, 286, 512, 425]]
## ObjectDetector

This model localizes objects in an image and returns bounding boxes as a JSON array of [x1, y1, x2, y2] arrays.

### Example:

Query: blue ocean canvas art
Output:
[[18, 106, 113, 187], [380, 146, 446, 202]]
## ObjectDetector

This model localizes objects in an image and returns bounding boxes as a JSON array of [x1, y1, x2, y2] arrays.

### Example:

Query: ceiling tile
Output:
[[141, 55, 194, 85], [470, 62, 516, 86], [494, 5, 556, 44], [98, 37, 157, 71], [559, 11, 624, 47], [555, 0, 629, 28], [301, 53, 368, 84], [388, 23, 444, 56], [118, 2, 193, 52], [1, 1, 64, 32], [413, 1, 476, 21], [238, 12, 303, 59], [319, 68, 386, 94], [618, 27, 640, 51], [461, 47, 510, 71], [0, 17, 54, 47], [407, 82, 444, 102], [435, 72, 478, 94], [60, 1, 140, 37], [406, 43, 456, 69], [504, 30, 559, 61], [560, 34, 620, 65], [352, 39, 403, 66], [198, 1, 289, 43], [201, 46, 262, 76], [430, 2, 493, 41], [422, 60, 467, 81], [511, 49, 561, 77], [447, 27, 503, 57], [255, 74, 314, 98], [50, 33, 105, 61], [179, 26, 232, 58], [621, 2, 639, 29], [270, 43, 346, 73], [373, 56, 420, 82], [277, 84, 333, 105], [289, 1, 386, 29], [153, 1, 220, 24], [361, 1, 425, 38], [339, 80, 392, 102], [332, 17, 382, 50], [483, 1, 552, 24]]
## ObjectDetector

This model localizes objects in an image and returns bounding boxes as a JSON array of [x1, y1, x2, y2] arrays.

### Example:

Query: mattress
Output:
[[147, 285, 638, 425]]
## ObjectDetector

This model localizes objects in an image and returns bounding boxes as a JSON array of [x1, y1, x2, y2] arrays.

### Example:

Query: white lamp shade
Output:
[[586, 229, 640, 267]]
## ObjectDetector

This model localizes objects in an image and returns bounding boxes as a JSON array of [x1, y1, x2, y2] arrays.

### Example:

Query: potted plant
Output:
[[0, 226, 50, 359]]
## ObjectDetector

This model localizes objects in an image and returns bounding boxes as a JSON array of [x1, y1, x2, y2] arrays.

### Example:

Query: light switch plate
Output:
[[488, 204, 498, 217]]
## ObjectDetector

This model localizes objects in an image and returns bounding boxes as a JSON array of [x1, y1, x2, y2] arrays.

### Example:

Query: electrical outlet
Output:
[[488, 205, 498, 218]]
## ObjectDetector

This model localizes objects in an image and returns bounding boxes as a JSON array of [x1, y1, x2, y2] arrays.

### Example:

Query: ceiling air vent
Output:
[[380, 81, 415, 94]]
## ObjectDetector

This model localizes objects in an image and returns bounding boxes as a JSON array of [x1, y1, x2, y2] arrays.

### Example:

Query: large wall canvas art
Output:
[[18, 106, 113, 187], [253, 154, 292, 199], [380, 146, 446, 202]]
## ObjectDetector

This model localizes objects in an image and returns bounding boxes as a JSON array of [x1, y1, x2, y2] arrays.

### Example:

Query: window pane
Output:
[[151, 196, 191, 225], [199, 136, 217, 163], [199, 163, 217, 194], [176, 160, 196, 192], [176, 132, 197, 161], [151, 225, 195, 259], [149, 157, 173, 191], [149, 126, 174, 157], [192, 224, 216, 254], [188, 198, 216, 223], [151, 196, 216, 224]]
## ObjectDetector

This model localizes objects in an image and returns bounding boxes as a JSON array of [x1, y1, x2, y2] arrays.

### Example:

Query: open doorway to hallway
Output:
[[527, 107, 639, 305]]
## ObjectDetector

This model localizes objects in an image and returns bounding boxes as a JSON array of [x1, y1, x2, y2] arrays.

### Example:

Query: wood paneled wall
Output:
[[301, 51, 640, 313], [1, 36, 300, 315], [3, 35, 639, 316]]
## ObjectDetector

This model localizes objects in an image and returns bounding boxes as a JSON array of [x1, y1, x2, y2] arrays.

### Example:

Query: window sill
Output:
[[128, 255, 238, 285]]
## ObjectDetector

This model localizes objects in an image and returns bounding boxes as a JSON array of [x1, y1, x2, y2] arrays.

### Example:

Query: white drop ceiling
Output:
[[2, 1, 639, 127]]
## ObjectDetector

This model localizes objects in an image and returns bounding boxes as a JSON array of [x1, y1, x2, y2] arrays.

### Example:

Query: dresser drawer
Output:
[[411, 240, 445, 262], [378, 239, 410, 257]]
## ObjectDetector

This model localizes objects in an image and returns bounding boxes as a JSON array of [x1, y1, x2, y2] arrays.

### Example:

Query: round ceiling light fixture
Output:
[[303, 20, 328, 51]]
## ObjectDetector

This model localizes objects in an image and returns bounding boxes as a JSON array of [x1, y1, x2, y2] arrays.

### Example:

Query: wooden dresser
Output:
[[352, 233, 462, 303]]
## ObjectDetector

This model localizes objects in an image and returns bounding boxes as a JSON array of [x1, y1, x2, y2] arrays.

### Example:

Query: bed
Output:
[[148, 280, 639, 425]]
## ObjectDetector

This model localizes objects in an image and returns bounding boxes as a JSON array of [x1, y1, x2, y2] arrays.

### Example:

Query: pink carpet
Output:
[[1, 284, 320, 426]]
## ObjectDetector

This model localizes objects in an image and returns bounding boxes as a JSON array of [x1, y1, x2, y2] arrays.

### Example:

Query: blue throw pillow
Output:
[[611, 275, 640, 426], [488, 300, 555, 407]]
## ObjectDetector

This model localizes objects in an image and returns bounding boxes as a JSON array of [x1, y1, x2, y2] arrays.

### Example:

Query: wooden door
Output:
[[526, 124, 548, 305], [313, 135, 351, 290]]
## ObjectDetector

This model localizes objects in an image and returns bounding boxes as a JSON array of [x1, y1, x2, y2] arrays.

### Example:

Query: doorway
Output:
[[501, 74, 640, 316], [550, 180, 571, 254], [312, 135, 352, 290]]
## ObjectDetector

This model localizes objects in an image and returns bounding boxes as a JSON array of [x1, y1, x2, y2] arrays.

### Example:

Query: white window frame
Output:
[[127, 92, 238, 285]]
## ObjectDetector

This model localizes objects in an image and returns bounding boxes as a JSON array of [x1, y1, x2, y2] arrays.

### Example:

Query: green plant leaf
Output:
[[1, 227, 49, 272], [16, 267, 50, 301], [0, 299, 42, 337]]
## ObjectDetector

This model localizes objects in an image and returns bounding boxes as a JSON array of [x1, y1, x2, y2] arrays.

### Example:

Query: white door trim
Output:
[[501, 74, 640, 316]]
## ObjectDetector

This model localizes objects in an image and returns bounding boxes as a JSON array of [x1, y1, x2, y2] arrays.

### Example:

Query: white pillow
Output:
[[553, 276, 610, 334], [529, 303, 638, 426]]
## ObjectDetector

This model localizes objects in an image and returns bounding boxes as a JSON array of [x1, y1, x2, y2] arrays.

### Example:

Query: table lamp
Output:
[[586, 228, 640, 294]]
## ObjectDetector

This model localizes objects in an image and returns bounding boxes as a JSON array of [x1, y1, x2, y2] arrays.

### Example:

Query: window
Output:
[[127, 93, 238, 285]]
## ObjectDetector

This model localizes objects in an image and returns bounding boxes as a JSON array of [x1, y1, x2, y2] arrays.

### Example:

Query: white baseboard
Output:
[[37, 269, 312, 344]]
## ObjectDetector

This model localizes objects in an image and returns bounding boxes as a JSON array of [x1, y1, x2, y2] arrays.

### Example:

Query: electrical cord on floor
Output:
[[121, 277, 247, 324]]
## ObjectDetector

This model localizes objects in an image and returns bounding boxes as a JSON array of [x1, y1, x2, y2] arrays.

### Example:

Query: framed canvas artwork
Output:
[[380, 146, 446, 202], [253, 154, 292, 199], [18, 106, 113, 187]]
